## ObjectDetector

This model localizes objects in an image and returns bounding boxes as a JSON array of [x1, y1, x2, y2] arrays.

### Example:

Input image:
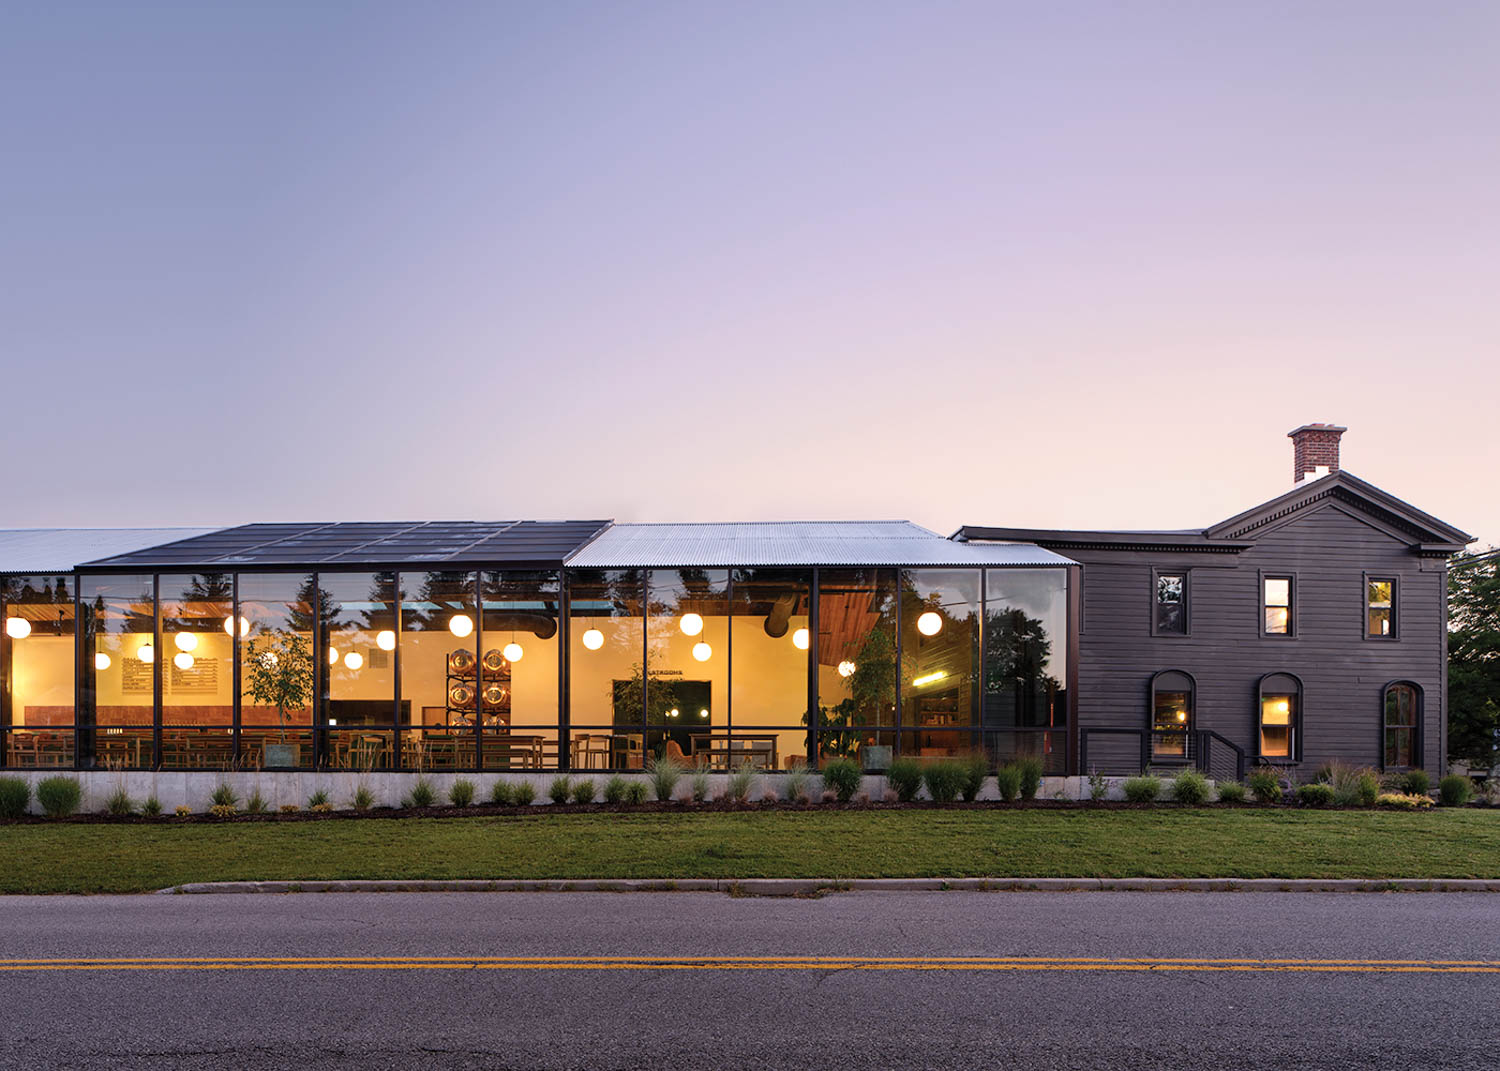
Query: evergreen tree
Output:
[[1449, 551, 1500, 767]]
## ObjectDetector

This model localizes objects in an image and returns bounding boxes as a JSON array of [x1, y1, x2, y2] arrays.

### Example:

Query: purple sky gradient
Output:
[[2, 2, 1495, 547]]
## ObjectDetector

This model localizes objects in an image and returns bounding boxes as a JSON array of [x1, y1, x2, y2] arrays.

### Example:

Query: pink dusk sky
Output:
[[2, 2, 1495, 548]]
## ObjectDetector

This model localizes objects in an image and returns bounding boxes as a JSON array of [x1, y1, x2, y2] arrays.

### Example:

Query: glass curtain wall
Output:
[[645, 570, 729, 767], [323, 573, 399, 771], [729, 569, 811, 770], [159, 573, 234, 770], [2, 575, 77, 768], [982, 569, 1069, 773], [567, 569, 645, 770], [481, 570, 560, 770], [814, 569, 897, 770], [899, 570, 981, 761], [238, 574, 317, 769], [400, 571, 478, 772], [80, 575, 155, 769]]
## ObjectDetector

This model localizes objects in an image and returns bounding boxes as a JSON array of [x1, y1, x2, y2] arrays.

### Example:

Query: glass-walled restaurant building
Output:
[[0, 521, 1078, 775]]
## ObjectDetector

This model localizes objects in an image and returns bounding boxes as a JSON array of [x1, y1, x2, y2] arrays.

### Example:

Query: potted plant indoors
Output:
[[243, 628, 314, 768]]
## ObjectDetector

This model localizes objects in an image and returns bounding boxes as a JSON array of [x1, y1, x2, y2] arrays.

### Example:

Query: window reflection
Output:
[[985, 569, 1068, 770], [239, 574, 317, 769], [815, 569, 897, 770], [400, 571, 477, 771], [3, 575, 76, 768], [900, 569, 980, 759], [159, 573, 234, 770], [80, 575, 155, 769]]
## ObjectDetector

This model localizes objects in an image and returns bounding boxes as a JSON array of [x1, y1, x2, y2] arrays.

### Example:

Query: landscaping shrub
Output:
[[646, 754, 684, 801], [246, 789, 268, 815], [401, 779, 434, 809], [209, 804, 236, 818], [490, 780, 515, 806], [548, 776, 572, 805], [1377, 792, 1434, 810], [311, 801, 334, 814], [782, 762, 811, 803], [1439, 774, 1473, 807], [1401, 769, 1432, 797], [1122, 776, 1160, 803], [37, 776, 82, 818], [761, 787, 780, 804], [1329, 765, 1380, 807], [571, 779, 597, 805], [209, 783, 238, 809], [691, 768, 711, 803], [602, 776, 628, 805], [820, 757, 862, 802], [278, 804, 299, 814], [1171, 770, 1210, 805], [622, 782, 646, 805], [174, 805, 192, 817], [351, 784, 375, 811], [1087, 768, 1108, 801], [307, 788, 331, 809], [0, 776, 30, 819], [960, 753, 989, 802], [726, 762, 757, 803], [1215, 781, 1247, 804], [995, 763, 1022, 802], [105, 787, 136, 817], [142, 795, 162, 818], [922, 760, 966, 804], [512, 782, 536, 807], [1296, 783, 1335, 808], [449, 778, 476, 807], [1016, 757, 1044, 800], [886, 757, 924, 803], [1247, 768, 1282, 804]]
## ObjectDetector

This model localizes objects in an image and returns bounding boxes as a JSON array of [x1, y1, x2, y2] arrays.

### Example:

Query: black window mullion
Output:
[[471, 571, 482, 773], [392, 573, 404, 771], [151, 574, 162, 771], [231, 573, 241, 768]]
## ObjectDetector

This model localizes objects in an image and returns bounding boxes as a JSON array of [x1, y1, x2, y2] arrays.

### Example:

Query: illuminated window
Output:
[[1367, 578, 1395, 638], [1154, 571, 1187, 635], [1263, 576, 1293, 636], [1257, 673, 1301, 761], [1149, 670, 1194, 760]]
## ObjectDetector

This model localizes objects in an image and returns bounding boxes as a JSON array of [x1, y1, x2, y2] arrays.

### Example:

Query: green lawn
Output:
[[2, 808, 1497, 894]]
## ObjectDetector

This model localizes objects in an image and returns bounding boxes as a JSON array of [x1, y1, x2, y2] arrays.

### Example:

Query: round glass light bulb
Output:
[[679, 612, 703, 637], [173, 651, 195, 671], [375, 629, 396, 651], [692, 641, 712, 662], [917, 611, 943, 636], [449, 614, 474, 638], [581, 628, 604, 650], [137, 643, 155, 664], [503, 641, 524, 663], [838, 660, 856, 678], [668, 708, 679, 719], [344, 651, 364, 671], [94, 652, 112, 671], [223, 616, 249, 637], [328, 646, 340, 665], [174, 632, 198, 652], [698, 708, 709, 719], [5, 617, 31, 639], [792, 627, 810, 650]]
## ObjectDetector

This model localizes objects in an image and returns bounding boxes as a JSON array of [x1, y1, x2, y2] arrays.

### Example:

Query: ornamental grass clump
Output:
[[622, 782, 647, 805], [209, 783, 239, 809], [1215, 781, 1247, 804], [1401, 769, 1432, 797], [1170, 770, 1210, 805], [37, 776, 82, 818], [922, 759, 966, 804], [725, 761, 757, 803], [960, 753, 989, 802], [1377, 792, 1434, 810], [1087, 768, 1109, 801], [1330, 767, 1380, 808], [307, 788, 331, 809], [0, 776, 31, 819], [571, 779, 597, 805], [490, 780, 515, 806], [995, 763, 1023, 802], [450, 778, 476, 807], [246, 789, 268, 815], [351, 783, 375, 811], [782, 762, 810, 804], [105, 786, 136, 817], [602, 776, 628, 805], [646, 754, 684, 801], [548, 776, 572, 805], [1016, 756, 1044, 800], [1438, 774, 1473, 807], [1296, 782, 1335, 808], [819, 757, 862, 802], [1122, 776, 1161, 803], [690, 768, 711, 804], [886, 757, 924, 803], [512, 782, 536, 807], [1247, 767, 1283, 804], [400, 779, 434, 809], [142, 795, 162, 818]]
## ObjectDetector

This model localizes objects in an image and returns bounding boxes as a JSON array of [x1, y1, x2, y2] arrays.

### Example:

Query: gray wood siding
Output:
[[1066, 503, 1446, 776]]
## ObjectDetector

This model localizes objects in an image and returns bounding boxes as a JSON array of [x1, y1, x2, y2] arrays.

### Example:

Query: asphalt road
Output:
[[2, 891, 1497, 1070]]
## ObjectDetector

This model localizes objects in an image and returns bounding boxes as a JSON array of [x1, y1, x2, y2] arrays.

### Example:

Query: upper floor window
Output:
[[1257, 672, 1302, 762], [1263, 576, 1293, 636], [1367, 577, 1396, 638], [1154, 571, 1187, 635]]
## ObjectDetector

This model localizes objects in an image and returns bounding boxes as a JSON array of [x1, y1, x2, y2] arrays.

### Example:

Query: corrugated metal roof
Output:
[[566, 521, 1075, 568], [0, 528, 224, 575]]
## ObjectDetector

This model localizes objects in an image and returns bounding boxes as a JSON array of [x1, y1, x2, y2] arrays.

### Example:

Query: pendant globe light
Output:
[[679, 612, 703, 637], [917, 611, 943, 636], [692, 641, 712, 662]]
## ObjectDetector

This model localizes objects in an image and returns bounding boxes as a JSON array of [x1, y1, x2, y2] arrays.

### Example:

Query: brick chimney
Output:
[[1288, 423, 1346, 483]]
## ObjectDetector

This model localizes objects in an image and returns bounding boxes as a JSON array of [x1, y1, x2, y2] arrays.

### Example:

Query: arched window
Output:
[[1383, 682, 1422, 770], [1257, 673, 1302, 763], [1150, 670, 1194, 761]]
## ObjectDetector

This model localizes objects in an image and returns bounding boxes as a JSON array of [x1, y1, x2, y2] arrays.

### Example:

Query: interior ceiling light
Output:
[[174, 632, 198, 652], [668, 708, 680, 719], [328, 647, 340, 665], [137, 643, 155, 665], [344, 651, 364, 671], [679, 612, 704, 637], [503, 641, 524, 662], [582, 628, 604, 650], [5, 617, 31, 639], [223, 616, 249, 637], [94, 652, 112, 671], [698, 708, 709, 719], [917, 612, 943, 636], [912, 670, 946, 687], [449, 614, 474, 638], [173, 651, 195, 671], [837, 660, 856, 678], [792, 628, 810, 650], [692, 641, 712, 662], [376, 630, 396, 651]]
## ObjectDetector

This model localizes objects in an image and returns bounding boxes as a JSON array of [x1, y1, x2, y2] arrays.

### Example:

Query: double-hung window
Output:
[[1154, 571, 1187, 635], [1366, 577, 1396, 638], [1263, 576, 1294, 636]]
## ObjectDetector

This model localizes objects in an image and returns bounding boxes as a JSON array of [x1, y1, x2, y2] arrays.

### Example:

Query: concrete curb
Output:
[[158, 877, 1500, 895]]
